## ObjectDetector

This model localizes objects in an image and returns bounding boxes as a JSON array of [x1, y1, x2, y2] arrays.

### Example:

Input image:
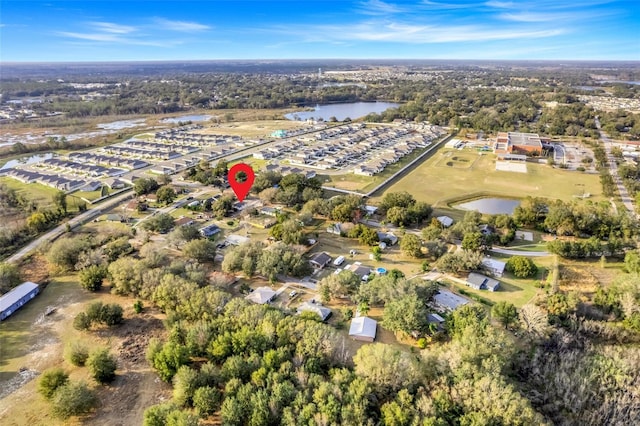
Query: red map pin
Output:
[[228, 163, 255, 202]]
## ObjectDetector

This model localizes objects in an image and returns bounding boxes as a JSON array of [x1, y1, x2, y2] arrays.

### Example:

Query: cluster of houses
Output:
[[155, 127, 242, 147], [36, 158, 126, 178], [0, 167, 89, 192], [244, 284, 379, 342], [126, 140, 200, 155], [69, 152, 149, 170], [252, 123, 445, 176]]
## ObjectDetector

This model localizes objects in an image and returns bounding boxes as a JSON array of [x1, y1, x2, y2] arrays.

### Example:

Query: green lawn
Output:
[[321, 143, 445, 193], [229, 157, 269, 171], [0, 177, 59, 208], [73, 188, 106, 202], [376, 147, 604, 207]]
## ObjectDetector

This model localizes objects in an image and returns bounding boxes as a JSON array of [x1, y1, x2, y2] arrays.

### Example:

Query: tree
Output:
[[491, 301, 518, 328], [51, 381, 97, 420], [27, 211, 48, 232], [400, 234, 422, 258], [461, 231, 484, 252], [87, 348, 117, 384], [46, 236, 90, 271], [149, 340, 189, 382], [519, 304, 551, 339], [353, 343, 422, 394], [380, 191, 415, 212], [506, 256, 538, 278], [142, 213, 175, 234], [156, 186, 177, 205], [0, 262, 20, 294], [182, 239, 217, 263], [386, 206, 410, 226], [382, 294, 429, 336], [623, 250, 640, 274], [52, 191, 67, 214], [79, 265, 107, 291], [38, 368, 69, 400], [134, 178, 159, 196], [317, 270, 361, 300], [193, 386, 222, 416], [357, 226, 379, 246], [371, 246, 382, 261]]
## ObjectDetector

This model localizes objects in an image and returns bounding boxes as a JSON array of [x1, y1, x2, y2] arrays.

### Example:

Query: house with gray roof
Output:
[[466, 272, 500, 292]]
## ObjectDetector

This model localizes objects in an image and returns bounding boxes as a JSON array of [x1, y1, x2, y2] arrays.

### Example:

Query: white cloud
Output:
[[57, 31, 181, 47], [421, 1, 474, 10], [91, 22, 137, 34], [271, 20, 565, 44], [484, 1, 515, 9], [358, 0, 405, 15], [153, 18, 210, 32]]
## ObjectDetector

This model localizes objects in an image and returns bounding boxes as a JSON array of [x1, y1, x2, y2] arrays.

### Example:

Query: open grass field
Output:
[[321, 144, 440, 193], [195, 118, 306, 138], [441, 255, 553, 308], [374, 147, 604, 207], [306, 223, 426, 279], [0, 177, 58, 208]]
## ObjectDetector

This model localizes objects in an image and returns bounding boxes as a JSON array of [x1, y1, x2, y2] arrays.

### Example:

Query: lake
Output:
[[285, 102, 399, 122], [97, 118, 147, 130], [1, 153, 54, 170], [456, 197, 520, 215], [161, 115, 214, 123]]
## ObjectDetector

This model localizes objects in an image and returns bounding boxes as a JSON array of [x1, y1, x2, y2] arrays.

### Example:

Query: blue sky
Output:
[[1, 0, 638, 62]]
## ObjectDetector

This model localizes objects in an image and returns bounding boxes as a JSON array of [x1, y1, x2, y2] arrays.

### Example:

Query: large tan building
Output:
[[493, 132, 543, 156]]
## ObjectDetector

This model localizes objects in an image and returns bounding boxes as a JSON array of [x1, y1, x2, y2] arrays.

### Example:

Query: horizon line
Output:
[[2, 58, 640, 65]]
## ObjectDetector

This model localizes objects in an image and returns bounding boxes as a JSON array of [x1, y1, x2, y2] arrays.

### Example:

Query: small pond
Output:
[[285, 101, 399, 122], [97, 119, 146, 130], [455, 197, 520, 215], [1, 153, 54, 170]]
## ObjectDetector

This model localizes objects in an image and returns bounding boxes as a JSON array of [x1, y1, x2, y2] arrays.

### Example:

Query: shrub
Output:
[[87, 348, 117, 384], [133, 300, 144, 314], [65, 341, 89, 366], [193, 386, 223, 416], [506, 256, 538, 278], [51, 381, 97, 419], [38, 368, 69, 400], [73, 312, 91, 331], [79, 265, 107, 292]]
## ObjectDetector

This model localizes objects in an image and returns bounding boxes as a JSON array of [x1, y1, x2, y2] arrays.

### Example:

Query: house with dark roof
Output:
[[200, 224, 221, 237], [376, 231, 398, 245], [309, 252, 332, 269], [433, 289, 470, 311], [344, 262, 371, 280], [466, 272, 500, 292]]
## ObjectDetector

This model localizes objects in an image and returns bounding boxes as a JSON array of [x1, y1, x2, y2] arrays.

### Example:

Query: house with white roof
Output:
[[349, 316, 377, 342]]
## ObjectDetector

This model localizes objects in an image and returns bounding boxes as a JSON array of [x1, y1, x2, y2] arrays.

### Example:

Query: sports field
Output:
[[379, 147, 603, 207]]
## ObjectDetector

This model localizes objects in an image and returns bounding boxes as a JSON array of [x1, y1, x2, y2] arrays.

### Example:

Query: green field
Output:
[[376, 147, 603, 207], [321, 145, 440, 193], [0, 177, 59, 207], [442, 257, 551, 308]]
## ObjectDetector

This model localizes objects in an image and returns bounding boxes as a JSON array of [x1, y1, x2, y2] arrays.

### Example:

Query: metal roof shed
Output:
[[0, 282, 40, 321]]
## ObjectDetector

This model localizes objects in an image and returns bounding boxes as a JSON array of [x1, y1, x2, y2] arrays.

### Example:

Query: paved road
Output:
[[6, 190, 134, 264], [596, 117, 637, 217]]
